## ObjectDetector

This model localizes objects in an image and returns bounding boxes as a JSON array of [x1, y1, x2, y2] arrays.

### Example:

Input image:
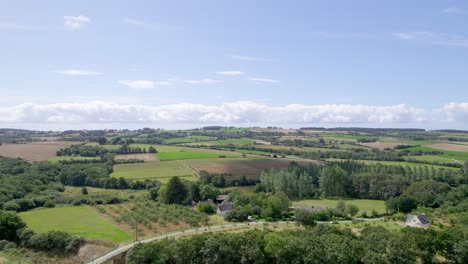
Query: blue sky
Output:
[[1, 0, 468, 130]]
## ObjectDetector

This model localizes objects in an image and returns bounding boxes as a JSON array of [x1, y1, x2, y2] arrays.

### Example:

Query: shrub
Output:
[[4, 242, 17, 250], [0, 240, 9, 250], [44, 199, 56, 208], [197, 202, 216, 214], [2, 201, 20, 211]]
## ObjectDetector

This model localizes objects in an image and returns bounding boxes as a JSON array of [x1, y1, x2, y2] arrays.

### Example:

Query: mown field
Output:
[[294, 198, 386, 215], [0, 141, 81, 161], [111, 160, 197, 183], [18, 206, 132, 243]]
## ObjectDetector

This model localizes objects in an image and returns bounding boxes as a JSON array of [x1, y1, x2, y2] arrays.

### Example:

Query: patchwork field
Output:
[[294, 198, 386, 215], [18, 206, 132, 243], [111, 160, 197, 183], [0, 141, 82, 161], [114, 153, 158, 161]]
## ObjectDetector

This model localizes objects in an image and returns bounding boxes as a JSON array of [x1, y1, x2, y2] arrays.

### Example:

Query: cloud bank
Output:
[[0, 101, 431, 126], [64, 15, 90, 30]]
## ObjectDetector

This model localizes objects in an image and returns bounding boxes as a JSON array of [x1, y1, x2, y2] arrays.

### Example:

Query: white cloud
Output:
[[434, 102, 468, 122], [248, 77, 280, 83], [441, 6, 462, 14], [64, 15, 90, 30], [124, 18, 145, 26], [394, 31, 468, 47], [118, 80, 171, 89], [217, 71, 245, 76], [230, 54, 270, 62], [184, 78, 221, 84], [54, 69, 102, 76], [0, 101, 426, 125]]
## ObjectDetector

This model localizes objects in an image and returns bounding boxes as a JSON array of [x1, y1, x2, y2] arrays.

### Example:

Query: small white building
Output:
[[406, 214, 430, 229]]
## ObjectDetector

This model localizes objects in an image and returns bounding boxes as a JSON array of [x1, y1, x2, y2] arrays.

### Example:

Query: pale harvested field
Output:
[[0, 141, 81, 161], [114, 153, 158, 161], [427, 143, 468, 152], [358, 142, 410, 150], [184, 158, 313, 180]]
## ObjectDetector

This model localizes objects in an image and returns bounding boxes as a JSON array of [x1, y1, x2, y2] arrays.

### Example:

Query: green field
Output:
[[18, 206, 132, 243], [48, 156, 101, 162], [157, 151, 240, 161], [409, 155, 464, 164], [163, 135, 214, 144], [197, 138, 255, 146], [111, 160, 197, 183], [294, 198, 386, 215]]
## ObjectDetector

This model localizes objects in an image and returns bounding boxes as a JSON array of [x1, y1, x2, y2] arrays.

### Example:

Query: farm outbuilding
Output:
[[406, 214, 430, 228]]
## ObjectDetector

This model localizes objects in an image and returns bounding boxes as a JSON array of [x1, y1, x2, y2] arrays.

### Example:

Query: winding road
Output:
[[87, 218, 385, 264]]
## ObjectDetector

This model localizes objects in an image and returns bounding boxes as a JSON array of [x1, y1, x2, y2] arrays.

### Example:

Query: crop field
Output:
[[183, 158, 308, 180], [156, 150, 240, 161], [111, 160, 197, 183], [294, 198, 386, 215], [48, 156, 101, 162], [114, 153, 158, 161], [98, 202, 212, 239], [18, 206, 132, 243], [427, 143, 468, 152], [0, 141, 82, 161]]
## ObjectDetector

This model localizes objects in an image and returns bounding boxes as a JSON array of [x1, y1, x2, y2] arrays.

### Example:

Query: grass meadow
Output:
[[111, 160, 197, 183], [294, 198, 386, 215], [18, 206, 132, 243]]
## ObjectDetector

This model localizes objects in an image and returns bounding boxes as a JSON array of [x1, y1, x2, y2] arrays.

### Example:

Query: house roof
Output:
[[218, 201, 234, 212], [417, 214, 430, 225]]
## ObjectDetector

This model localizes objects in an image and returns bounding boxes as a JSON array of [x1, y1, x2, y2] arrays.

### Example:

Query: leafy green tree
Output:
[[319, 165, 349, 197], [165, 177, 187, 204], [200, 184, 220, 200], [294, 210, 317, 227], [197, 202, 216, 214], [344, 204, 359, 217], [385, 195, 417, 213], [81, 187, 88, 195], [0, 211, 26, 242]]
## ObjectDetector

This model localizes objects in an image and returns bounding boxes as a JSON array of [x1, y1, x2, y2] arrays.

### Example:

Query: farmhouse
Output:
[[217, 200, 234, 216], [406, 214, 430, 228]]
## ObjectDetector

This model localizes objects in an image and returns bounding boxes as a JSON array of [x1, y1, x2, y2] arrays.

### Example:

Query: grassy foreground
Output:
[[18, 206, 132, 243]]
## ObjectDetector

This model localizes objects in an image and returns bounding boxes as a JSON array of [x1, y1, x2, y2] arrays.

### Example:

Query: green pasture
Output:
[[111, 160, 197, 183], [163, 135, 214, 144], [18, 206, 132, 243]]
